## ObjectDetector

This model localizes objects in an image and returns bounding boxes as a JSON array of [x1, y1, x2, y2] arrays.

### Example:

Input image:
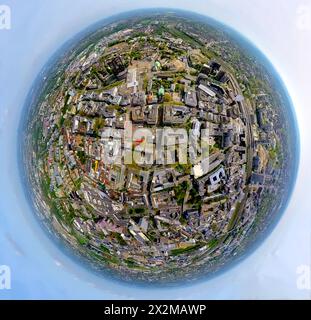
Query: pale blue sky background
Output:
[[0, 0, 310, 299]]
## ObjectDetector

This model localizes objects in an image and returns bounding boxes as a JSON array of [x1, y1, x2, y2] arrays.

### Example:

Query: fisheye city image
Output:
[[22, 11, 297, 283], [0, 0, 310, 307]]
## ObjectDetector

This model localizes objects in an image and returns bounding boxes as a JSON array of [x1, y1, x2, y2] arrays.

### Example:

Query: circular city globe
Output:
[[21, 10, 299, 284]]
